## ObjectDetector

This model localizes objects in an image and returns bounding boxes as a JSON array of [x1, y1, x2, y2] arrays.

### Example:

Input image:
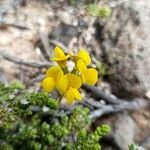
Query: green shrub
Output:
[[0, 82, 110, 150]]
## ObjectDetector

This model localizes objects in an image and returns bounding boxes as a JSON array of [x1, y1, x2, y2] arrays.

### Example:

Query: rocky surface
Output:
[[96, 112, 136, 150], [95, 0, 150, 98], [140, 137, 150, 150], [0, 67, 8, 83], [112, 113, 136, 150]]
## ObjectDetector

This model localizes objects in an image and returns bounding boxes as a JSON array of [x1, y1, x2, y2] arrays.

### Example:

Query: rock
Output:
[[140, 137, 150, 150], [0, 0, 25, 16], [56, 10, 74, 25], [50, 22, 78, 47], [97, 113, 136, 150], [110, 113, 136, 150], [0, 67, 8, 83], [145, 90, 150, 99], [94, 0, 150, 98]]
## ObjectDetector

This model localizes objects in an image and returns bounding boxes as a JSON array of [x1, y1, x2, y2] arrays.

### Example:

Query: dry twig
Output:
[[83, 98, 104, 109], [0, 50, 50, 68], [83, 84, 121, 104], [0, 21, 29, 30], [89, 98, 150, 119]]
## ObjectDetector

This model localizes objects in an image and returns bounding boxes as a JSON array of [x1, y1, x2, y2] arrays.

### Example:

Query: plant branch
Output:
[[0, 21, 29, 30], [83, 84, 121, 104], [89, 98, 150, 119], [0, 50, 50, 68]]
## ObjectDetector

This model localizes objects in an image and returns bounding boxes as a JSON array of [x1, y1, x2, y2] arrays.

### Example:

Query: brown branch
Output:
[[83, 98, 104, 109], [83, 84, 122, 104], [0, 50, 50, 68], [89, 98, 150, 119], [0, 21, 29, 30]]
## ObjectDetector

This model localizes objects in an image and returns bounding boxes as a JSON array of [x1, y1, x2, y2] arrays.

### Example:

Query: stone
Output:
[[94, 0, 150, 98], [97, 112, 136, 150], [0, 67, 8, 83], [111, 113, 136, 150], [50, 22, 78, 47], [140, 137, 150, 150]]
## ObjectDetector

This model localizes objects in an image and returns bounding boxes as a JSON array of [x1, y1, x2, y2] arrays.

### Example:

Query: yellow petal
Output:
[[73, 88, 82, 101], [66, 73, 82, 89], [54, 46, 65, 59], [65, 87, 82, 104], [52, 55, 70, 61], [77, 59, 87, 72], [56, 70, 64, 84], [77, 49, 91, 66], [57, 75, 68, 94], [41, 77, 56, 92], [46, 66, 61, 79], [81, 72, 85, 83], [84, 68, 98, 85], [51, 47, 70, 61]]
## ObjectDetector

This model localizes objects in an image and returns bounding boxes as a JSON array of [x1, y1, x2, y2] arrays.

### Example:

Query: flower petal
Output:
[[81, 72, 85, 83], [65, 87, 82, 104], [56, 70, 64, 84], [57, 75, 68, 94], [77, 49, 91, 66], [51, 47, 70, 61], [46, 66, 61, 79], [77, 59, 86, 72], [72, 88, 82, 101], [52, 55, 70, 61], [84, 68, 98, 85], [54, 46, 65, 59], [66, 73, 82, 89], [41, 77, 56, 92]]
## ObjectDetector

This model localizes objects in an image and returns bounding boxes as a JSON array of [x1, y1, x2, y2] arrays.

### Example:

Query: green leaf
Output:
[[128, 143, 139, 150], [10, 81, 25, 89], [99, 6, 111, 18], [88, 4, 100, 16]]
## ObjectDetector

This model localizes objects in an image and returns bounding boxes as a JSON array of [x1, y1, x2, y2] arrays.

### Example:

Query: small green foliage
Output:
[[128, 143, 141, 150], [10, 81, 25, 90], [88, 4, 100, 16], [0, 82, 110, 149], [97, 62, 113, 79], [87, 4, 111, 18], [68, 106, 90, 131], [70, 0, 77, 8], [96, 124, 111, 137], [26, 92, 59, 109], [99, 6, 111, 18]]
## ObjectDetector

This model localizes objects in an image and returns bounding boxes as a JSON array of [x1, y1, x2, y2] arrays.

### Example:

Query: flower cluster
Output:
[[41, 47, 98, 104]]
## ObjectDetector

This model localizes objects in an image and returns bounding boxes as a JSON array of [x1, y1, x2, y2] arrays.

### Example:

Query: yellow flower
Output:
[[41, 66, 63, 92], [57, 73, 82, 104], [77, 60, 98, 86], [41, 47, 98, 104], [75, 49, 91, 66], [51, 46, 70, 67]]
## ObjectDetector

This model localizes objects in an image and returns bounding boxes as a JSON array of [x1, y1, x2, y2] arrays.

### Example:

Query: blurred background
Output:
[[0, 0, 150, 149]]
